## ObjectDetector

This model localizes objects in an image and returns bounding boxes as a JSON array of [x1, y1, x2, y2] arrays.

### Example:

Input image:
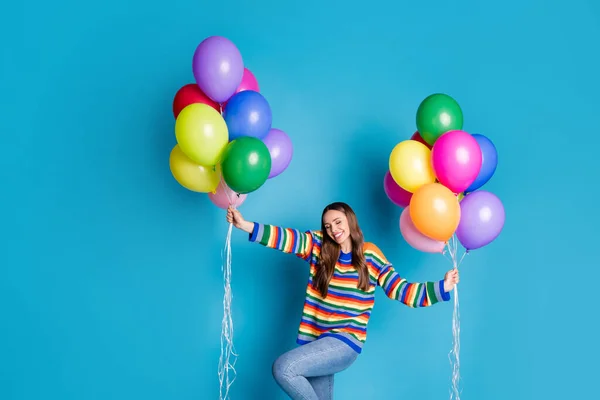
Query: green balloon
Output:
[[221, 136, 272, 194], [416, 93, 464, 145]]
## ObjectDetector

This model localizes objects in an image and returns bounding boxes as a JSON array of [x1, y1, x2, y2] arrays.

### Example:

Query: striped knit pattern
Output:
[[249, 223, 450, 353]]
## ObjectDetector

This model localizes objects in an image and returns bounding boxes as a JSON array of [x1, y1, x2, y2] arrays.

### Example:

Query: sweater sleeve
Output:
[[365, 243, 450, 307], [248, 223, 316, 261]]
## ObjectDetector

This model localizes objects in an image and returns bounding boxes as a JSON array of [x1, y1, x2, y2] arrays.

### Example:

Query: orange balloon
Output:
[[409, 183, 461, 242]]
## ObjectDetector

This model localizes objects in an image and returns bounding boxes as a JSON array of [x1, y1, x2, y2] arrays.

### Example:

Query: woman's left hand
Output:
[[444, 268, 459, 292]]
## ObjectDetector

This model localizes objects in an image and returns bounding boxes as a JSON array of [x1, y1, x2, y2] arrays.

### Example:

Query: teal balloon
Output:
[[221, 137, 272, 194], [416, 93, 464, 145]]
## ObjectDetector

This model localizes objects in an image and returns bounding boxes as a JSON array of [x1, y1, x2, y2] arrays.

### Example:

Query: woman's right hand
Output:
[[226, 206, 254, 233]]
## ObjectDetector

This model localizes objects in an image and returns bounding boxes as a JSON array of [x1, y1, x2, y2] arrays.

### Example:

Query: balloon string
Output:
[[449, 285, 461, 400], [218, 221, 237, 399], [445, 234, 468, 400], [217, 179, 242, 400]]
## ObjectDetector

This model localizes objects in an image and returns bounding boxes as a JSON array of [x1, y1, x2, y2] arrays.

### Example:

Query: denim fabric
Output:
[[272, 337, 358, 400]]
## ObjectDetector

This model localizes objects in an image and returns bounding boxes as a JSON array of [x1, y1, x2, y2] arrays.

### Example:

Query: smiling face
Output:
[[314, 202, 369, 298], [323, 209, 351, 247]]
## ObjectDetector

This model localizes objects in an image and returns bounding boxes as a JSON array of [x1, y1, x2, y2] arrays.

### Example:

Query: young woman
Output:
[[226, 201, 459, 400]]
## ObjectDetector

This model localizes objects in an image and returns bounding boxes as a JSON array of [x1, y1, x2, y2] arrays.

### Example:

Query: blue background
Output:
[[2, 0, 598, 399]]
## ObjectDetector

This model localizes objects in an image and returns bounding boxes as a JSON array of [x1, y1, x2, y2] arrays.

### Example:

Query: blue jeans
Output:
[[272, 336, 359, 400]]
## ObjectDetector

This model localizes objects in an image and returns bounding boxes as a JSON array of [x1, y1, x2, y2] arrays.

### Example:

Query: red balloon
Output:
[[172, 84, 220, 118], [411, 131, 432, 149]]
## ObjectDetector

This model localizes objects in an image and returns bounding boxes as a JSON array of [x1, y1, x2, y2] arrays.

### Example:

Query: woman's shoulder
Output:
[[362, 241, 384, 255], [305, 230, 323, 242], [362, 242, 389, 266]]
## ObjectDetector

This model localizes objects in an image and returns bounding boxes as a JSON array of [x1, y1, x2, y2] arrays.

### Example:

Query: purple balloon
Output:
[[262, 128, 293, 178], [383, 171, 412, 208], [456, 190, 505, 250], [192, 36, 244, 103]]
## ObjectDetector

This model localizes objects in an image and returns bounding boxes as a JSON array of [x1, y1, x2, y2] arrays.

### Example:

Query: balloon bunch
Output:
[[168, 36, 294, 400], [385, 93, 505, 254], [169, 36, 293, 209], [384, 93, 505, 400]]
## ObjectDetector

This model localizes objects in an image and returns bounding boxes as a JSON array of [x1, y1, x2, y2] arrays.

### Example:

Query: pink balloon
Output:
[[222, 68, 260, 108], [383, 170, 412, 207], [209, 179, 247, 209], [399, 207, 445, 253], [235, 68, 259, 94], [431, 130, 482, 194]]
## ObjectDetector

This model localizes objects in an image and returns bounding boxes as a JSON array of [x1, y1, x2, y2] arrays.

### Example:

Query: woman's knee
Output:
[[272, 352, 294, 383]]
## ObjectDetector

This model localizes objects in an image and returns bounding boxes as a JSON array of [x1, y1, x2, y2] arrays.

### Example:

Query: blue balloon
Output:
[[465, 134, 498, 193], [223, 90, 272, 140]]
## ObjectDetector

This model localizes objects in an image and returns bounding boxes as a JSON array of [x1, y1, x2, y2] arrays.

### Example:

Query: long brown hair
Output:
[[313, 202, 370, 298]]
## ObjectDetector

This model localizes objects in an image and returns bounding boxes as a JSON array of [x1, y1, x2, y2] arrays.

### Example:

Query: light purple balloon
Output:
[[192, 36, 244, 103], [262, 128, 293, 178], [456, 190, 505, 250]]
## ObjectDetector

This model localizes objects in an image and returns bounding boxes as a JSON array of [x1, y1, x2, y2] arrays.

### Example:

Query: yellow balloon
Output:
[[169, 145, 221, 193], [389, 139, 436, 193], [175, 103, 229, 166]]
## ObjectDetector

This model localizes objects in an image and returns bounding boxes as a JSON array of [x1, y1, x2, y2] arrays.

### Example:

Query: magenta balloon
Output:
[[456, 190, 505, 250], [262, 128, 293, 178], [235, 68, 260, 94], [383, 171, 412, 207], [192, 36, 244, 103], [399, 207, 445, 253], [431, 130, 482, 193]]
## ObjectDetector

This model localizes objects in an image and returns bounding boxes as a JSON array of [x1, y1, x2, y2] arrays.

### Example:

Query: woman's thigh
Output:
[[273, 337, 358, 378]]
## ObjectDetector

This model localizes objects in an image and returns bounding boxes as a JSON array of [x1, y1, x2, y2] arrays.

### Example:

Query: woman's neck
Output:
[[340, 239, 352, 254]]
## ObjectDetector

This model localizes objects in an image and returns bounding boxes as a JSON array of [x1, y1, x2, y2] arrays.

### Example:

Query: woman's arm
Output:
[[378, 264, 451, 307], [364, 243, 452, 308], [227, 206, 316, 261]]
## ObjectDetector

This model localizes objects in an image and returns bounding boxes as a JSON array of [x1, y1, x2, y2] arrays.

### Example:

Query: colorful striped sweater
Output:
[[249, 223, 451, 354]]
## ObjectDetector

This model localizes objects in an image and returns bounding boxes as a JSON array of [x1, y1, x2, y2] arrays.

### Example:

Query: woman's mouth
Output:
[[334, 231, 344, 240]]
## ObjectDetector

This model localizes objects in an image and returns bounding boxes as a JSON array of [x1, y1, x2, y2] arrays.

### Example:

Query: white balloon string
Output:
[[446, 234, 468, 400], [218, 179, 242, 399]]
